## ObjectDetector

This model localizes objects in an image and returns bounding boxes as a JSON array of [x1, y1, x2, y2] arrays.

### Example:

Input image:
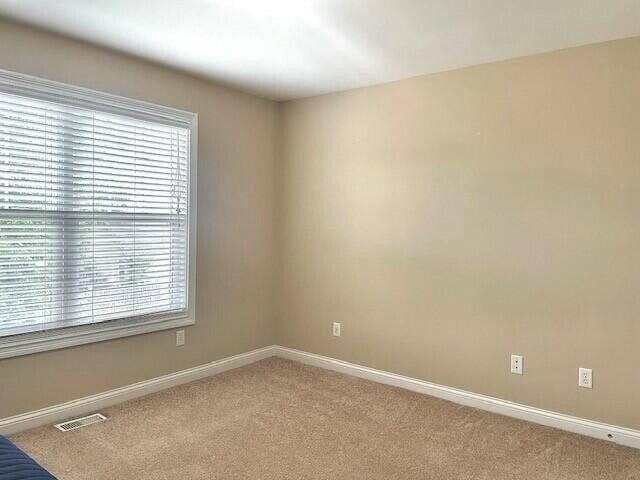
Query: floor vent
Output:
[[54, 413, 107, 432]]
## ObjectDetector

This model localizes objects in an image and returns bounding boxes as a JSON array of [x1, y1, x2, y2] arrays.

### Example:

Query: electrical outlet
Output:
[[510, 354, 523, 375], [578, 368, 593, 388], [332, 322, 341, 337], [176, 329, 185, 346]]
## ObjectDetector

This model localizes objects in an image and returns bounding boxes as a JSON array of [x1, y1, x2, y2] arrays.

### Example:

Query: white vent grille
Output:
[[54, 413, 107, 432]]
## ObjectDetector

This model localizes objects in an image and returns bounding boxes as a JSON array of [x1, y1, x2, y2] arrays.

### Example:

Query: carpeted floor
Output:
[[11, 357, 640, 479]]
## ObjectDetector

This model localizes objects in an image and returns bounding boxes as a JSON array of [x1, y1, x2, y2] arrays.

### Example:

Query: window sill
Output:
[[0, 314, 195, 359]]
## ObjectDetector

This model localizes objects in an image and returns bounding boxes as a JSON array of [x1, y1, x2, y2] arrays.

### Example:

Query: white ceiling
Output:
[[0, 0, 639, 101]]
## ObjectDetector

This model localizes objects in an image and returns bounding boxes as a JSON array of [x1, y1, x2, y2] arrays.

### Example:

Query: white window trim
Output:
[[0, 69, 198, 359]]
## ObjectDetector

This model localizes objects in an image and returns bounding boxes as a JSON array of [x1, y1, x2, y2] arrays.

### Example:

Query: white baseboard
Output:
[[0, 345, 278, 436], [273, 346, 640, 450], [3, 344, 639, 451]]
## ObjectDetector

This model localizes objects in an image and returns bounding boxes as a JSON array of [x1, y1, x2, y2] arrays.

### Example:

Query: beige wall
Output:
[[279, 37, 640, 430], [0, 20, 279, 418]]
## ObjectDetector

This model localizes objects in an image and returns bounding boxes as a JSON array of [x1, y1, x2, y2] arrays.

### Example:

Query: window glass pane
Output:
[[0, 91, 189, 336]]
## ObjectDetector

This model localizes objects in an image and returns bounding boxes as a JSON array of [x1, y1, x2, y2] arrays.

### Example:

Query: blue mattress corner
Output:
[[0, 435, 56, 479]]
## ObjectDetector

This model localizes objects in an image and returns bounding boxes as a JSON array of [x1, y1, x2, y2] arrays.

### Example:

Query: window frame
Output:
[[0, 69, 197, 359]]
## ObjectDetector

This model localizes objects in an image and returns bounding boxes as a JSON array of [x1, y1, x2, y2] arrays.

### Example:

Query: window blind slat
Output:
[[0, 98, 184, 137], [0, 121, 187, 151]]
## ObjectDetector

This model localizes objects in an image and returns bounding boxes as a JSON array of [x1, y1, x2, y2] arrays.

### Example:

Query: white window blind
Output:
[[0, 88, 191, 339]]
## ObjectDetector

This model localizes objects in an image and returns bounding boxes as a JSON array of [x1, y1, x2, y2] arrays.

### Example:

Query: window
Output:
[[0, 70, 197, 359]]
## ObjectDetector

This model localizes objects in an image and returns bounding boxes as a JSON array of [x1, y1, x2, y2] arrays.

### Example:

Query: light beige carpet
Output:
[[11, 357, 640, 479]]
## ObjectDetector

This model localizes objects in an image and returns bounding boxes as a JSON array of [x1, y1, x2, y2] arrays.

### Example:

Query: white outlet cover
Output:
[[332, 322, 341, 337], [579, 368, 593, 388], [176, 329, 185, 346], [510, 354, 523, 375]]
